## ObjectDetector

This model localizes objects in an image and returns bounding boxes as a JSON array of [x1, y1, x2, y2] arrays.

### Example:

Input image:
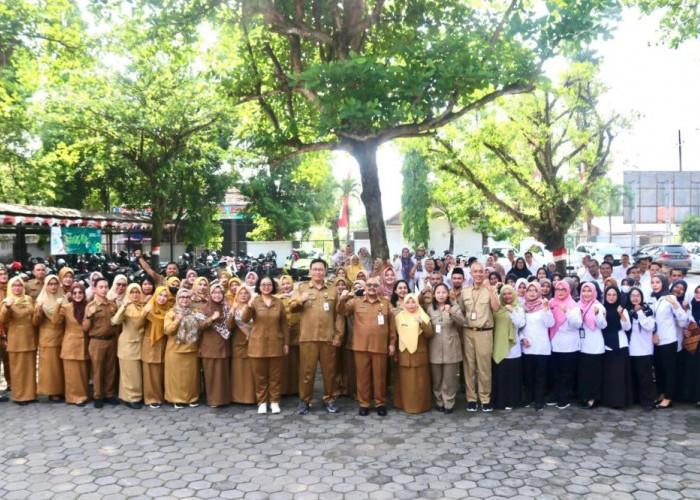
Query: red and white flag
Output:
[[338, 196, 349, 228]]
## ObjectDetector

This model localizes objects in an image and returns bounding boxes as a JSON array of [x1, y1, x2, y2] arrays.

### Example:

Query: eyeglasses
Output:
[[555, 287, 567, 291], [116, 283, 126, 288], [260, 283, 273, 287], [72, 291, 84, 295], [366, 284, 380, 288]]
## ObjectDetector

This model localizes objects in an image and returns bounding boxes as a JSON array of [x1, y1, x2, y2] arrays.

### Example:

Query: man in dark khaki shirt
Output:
[[82, 277, 119, 408], [459, 261, 499, 412], [24, 262, 47, 300], [290, 259, 343, 414], [339, 276, 396, 416], [134, 249, 180, 287]]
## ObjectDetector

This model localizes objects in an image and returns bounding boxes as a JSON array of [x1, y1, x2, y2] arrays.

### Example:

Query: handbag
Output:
[[683, 322, 700, 355]]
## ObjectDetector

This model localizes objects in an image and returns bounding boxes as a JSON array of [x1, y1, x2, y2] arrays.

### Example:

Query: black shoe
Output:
[[377, 406, 387, 417], [94, 399, 104, 409], [444, 407, 453, 415], [297, 401, 309, 415], [556, 403, 570, 410], [435, 406, 444, 412], [75, 401, 86, 407], [16, 400, 31, 406], [466, 402, 478, 412], [534, 404, 544, 411], [359, 407, 369, 416], [125, 402, 142, 410], [106, 397, 120, 405], [324, 401, 340, 414], [482, 403, 493, 412], [0, 394, 8, 403], [523, 400, 534, 408], [643, 405, 655, 412]]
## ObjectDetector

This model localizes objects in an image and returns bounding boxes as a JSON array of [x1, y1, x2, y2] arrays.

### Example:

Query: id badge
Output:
[[323, 302, 330, 312], [470, 312, 477, 321], [579, 328, 585, 339], [377, 313, 385, 326], [435, 324, 442, 334]]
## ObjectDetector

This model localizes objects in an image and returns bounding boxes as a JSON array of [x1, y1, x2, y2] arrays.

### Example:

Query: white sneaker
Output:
[[270, 402, 281, 414], [257, 403, 268, 414]]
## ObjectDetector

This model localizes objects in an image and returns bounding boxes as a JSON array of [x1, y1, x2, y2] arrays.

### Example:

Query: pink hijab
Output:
[[579, 282, 600, 330], [548, 280, 576, 339], [523, 282, 544, 313]]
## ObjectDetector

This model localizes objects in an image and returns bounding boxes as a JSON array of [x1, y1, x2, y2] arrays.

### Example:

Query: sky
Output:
[[332, 7, 700, 222]]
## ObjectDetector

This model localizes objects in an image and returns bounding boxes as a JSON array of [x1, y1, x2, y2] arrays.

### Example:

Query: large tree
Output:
[[438, 62, 617, 274], [194, 0, 620, 260], [401, 150, 431, 249]]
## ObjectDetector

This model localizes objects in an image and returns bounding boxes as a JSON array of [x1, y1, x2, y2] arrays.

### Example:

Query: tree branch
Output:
[[482, 141, 544, 201], [268, 139, 342, 166], [260, 1, 334, 44], [490, 0, 519, 47]]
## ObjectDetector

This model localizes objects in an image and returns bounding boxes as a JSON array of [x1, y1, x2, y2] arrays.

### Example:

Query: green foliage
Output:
[[630, 0, 700, 47], [681, 215, 700, 243], [238, 154, 336, 241], [401, 150, 431, 248], [589, 179, 631, 217]]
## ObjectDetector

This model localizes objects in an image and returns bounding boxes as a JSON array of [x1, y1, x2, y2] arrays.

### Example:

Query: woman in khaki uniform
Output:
[[112, 283, 147, 409], [58, 267, 74, 295], [427, 284, 465, 413], [164, 288, 201, 408], [277, 275, 300, 396], [198, 283, 231, 407], [53, 283, 90, 405], [225, 278, 241, 308], [0, 266, 11, 396], [142, 286, 170, 408], [36, 275, 65, 401], [191, 277, 209, 310], [393, 293, 434, 414], [227, 285, 256, 404], [242, 276, 289, 414], [0, 277, 40, 404]]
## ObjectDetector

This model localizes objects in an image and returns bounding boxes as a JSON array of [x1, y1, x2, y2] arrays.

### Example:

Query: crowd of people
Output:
[[1, 243, 699, 417]]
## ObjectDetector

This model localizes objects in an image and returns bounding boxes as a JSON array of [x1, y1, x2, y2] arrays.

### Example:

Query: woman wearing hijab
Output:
[[277, 275, 300, 396], [394, 248, 415, 290], [379, 267, 397, 300], [227, 285, 256, 404], [511, 257, 531, 279], [683, 286, 700, 406], [491, 285, 525, 410], [244, 271, 259, 290], [142, 286, 170, 408], [197, 282, 231, 408], [536, 268, 548, 281], [106, 274, 128, 308], [393, 293, 434, 414], [0, 266, 10, 396], [183, 269, 198, 290], [0, 277, 40, 404], [504, 273, 518, 287], [36, 275, 65, 401], [191, 276, 210, 310], [333, 277, 356, 399], [539, 278, 552, 299], [357, 247, 373, 274], [622, 286, 656, 411], [427, 284, 465, 414], [576, 282, 608, 409], [650, 274, 687, 409], [166, 276, 181, 306], [58, 267, 74, 295], [112, 283, 147, 409], [514, 278, 528, 306], [600, 286, 633, 409], [520, 282, 555, 411], [226, 277, 242, 308], [619, 278, 634, 308], [670, 279, 692, 402], [53, 283, 89, 406], [548, 280, 581, 409], [164, 288, 202, 408], [85, 271, 104, 301], [140, 275, 156, 303], [346, 255, 365, 282], [241, 276, 289, 414]]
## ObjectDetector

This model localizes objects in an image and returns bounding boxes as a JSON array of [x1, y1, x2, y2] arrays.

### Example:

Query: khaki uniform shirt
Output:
[[241, 296, 290, 357], [459, 285, 496, 329], [83, 299, 119, 338], [53, 302, 89, 361], [289, 281, 342, 343], [112, 303, 146, 360], [339, 295, 396, 354], [427, 306, 465, 364], [0, 299, 39, 352]]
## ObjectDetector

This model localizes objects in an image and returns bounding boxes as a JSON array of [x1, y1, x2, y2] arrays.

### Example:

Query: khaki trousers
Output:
[[430, 362, 460, 410], [89, 338, 117, 400], [354, 351, 387, 407], [299, 341, 336, 404], [462, 328, 493, 404], [250, 356, 284, 405]]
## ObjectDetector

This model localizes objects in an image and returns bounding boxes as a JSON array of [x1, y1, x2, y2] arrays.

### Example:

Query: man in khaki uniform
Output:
[[290, 258, 343, 414], [24, 262, 47, 300], [82, 278, 119, 408], [459, 261, 499, 412], [338, 277, 396, 416], [134, 249, 180, 287]]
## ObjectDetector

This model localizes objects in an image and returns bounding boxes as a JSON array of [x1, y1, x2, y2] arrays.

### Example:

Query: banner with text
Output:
[[51, 227, 102, 255]]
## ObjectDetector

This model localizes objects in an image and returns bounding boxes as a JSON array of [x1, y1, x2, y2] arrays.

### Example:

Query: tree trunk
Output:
[[537, 229, 567, 276], [350, 141, 390, 261], [448, 225, 454, 255], [346, 203, 351, 244], [481, 232, 488, 251], [150, 196, 166, 270], [608, 213, 613, 243], [330, 218, 340, 251]]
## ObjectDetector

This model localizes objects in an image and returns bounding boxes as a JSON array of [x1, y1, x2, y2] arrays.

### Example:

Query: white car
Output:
[[574, 242, 625, 266]]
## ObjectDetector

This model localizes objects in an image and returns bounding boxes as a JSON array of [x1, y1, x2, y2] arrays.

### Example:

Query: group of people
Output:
[[1, 245, 700, 417]]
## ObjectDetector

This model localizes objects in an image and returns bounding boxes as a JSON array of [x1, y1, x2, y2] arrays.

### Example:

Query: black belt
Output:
[[467, 327, 492, 331], [91, 335, 115, 341]]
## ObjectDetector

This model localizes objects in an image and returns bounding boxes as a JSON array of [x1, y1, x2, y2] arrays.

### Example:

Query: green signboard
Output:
[[51, 227, 102, 255]]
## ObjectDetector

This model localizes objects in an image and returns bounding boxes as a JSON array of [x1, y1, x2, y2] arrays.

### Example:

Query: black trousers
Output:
[[653, 342, 677, 400], [551, 351, 578, 405], [523, 354, 549, 407], [631, 355, 655, 408]]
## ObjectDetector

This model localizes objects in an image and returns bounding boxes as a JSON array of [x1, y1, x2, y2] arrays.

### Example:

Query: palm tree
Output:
[[338, 177, 362, 243]]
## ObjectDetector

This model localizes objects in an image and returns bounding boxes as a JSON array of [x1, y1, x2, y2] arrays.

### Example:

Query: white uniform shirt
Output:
[[575, 303, 607, 355], [506, 308, 526, 359], [550, 307, 582, 353], [649, 296, 687, 349], [521, 308, 555, 356], [622, 309, 656, 357]]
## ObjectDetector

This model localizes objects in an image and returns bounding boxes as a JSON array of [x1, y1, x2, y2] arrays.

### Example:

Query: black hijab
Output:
[[692, 286, 700, 325], [511, 257, 531, 279], [602, 285, 622, 350], [650, 273, 671, 300]]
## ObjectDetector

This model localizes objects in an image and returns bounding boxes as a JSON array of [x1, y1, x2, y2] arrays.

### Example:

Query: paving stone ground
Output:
[[2, 385, 700, 499]]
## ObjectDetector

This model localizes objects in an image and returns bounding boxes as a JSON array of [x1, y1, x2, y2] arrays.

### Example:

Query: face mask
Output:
[[621, 286, 630, 293], [169, 286, 179, 295]]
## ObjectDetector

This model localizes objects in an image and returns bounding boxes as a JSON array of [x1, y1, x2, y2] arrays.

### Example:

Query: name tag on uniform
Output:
[[471, 312, 477, 321], [377, 313, 385, 325], [435, 324, 442, 334], [323, 302, 330, 311]]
